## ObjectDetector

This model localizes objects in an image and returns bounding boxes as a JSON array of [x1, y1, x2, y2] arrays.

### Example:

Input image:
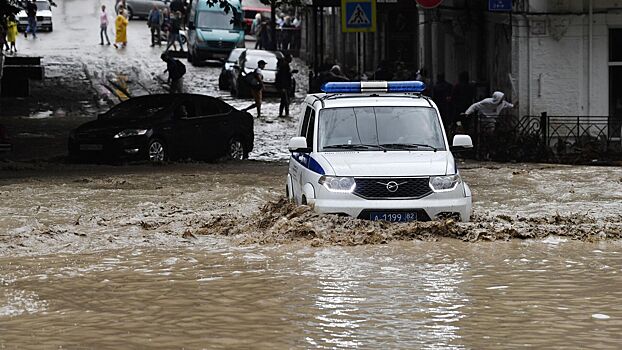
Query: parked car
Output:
[[68, 94, 254, 163], [0, 124, 12, 154], [229, 49, 296, 98], [219, 48, 246, 90], [116, 0, 171, 19], [17, 0, 53, 32]]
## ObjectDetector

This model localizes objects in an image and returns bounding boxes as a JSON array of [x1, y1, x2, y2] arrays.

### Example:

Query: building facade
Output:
[[301, 0, 622, 119]]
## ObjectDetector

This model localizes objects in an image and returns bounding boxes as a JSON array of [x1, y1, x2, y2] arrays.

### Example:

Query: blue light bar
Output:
[[321, 81, 426, 93]]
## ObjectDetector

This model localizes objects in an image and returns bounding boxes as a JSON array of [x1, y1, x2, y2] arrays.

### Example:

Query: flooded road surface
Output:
[[1, 161, 622, 347], [2, 242, 622, 349]]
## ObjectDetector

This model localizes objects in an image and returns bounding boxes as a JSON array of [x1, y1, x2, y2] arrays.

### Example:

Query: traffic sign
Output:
[[489, 0, 512, 11], [416, 0, 443, 9], [341, 0, 376, 33]]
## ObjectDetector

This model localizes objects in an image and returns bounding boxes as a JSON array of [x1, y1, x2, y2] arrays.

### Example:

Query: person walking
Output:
[[161, 53, 186, 93], [24, 0, 37, 39], [99, 5, 111, 45], [0, 20, 8, 52], [243, 60, 266, 118], [147, 4, 162, 47], [464, 91, 514, 160], [276, 54, 293, 118], [114, 6, 129, 48], [251, 13, 262, 49], [6, 16, 17, 53], [165, 11, 184, 52]]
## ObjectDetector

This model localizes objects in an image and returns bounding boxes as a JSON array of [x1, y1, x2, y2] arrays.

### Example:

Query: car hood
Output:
[[74, 117, 154, 134], [318, 151, 452, 177], [198, 29, 242, 42]]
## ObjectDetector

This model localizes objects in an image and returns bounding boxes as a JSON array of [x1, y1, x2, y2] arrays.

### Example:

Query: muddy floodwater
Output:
[[1, 161, 622, 348]]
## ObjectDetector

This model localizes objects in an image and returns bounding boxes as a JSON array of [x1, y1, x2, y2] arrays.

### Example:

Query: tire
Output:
[[148, 138, 166, 164], [227, 137, 245, 160], [127, 7, 134, 20]]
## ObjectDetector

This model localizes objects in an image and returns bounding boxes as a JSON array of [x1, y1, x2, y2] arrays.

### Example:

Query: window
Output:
[[318, 106, 446, 151], [306, 112, 315, 150], [175, 101, 196, 119], [300, 106, 313, 137], [199, 97, 231, 116], [103, 97, 169, 120]]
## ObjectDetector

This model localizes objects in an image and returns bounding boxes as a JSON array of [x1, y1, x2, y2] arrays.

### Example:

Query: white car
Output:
[[17, 0, 53, 32], [286, 81, 474, 223]]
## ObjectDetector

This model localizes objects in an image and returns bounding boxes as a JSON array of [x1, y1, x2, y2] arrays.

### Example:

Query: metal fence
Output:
[[467, 113, 622, 164]]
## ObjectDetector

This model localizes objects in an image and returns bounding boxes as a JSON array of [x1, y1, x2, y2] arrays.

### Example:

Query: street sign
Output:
[[489, 0, 512, 12], [416, 0, 443, 9], [341, 0, 376, 33]]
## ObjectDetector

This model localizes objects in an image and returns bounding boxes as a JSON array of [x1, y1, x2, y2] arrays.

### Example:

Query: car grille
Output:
[[353, 177, 432, 199], [207, 41, 235, 49]]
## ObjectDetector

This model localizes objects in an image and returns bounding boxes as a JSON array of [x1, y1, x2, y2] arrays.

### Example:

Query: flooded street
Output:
[[2, 0, 622, 348], [1, 161, 622, 348]]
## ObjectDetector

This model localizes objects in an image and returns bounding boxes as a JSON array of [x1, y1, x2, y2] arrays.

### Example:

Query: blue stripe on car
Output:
[[292, 152, 325, 175]]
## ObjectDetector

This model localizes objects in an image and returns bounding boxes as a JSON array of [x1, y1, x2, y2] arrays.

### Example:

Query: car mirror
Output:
[[451, 134, 473, 151], [288, 136, 310, 152], [291, 69, 299, 74]]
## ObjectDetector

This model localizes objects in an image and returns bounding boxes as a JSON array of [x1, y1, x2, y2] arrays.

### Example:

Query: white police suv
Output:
[[286, 81, 474, 222]]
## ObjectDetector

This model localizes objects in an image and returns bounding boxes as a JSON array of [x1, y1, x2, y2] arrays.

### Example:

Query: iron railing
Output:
[[466, 113, 622, 164]]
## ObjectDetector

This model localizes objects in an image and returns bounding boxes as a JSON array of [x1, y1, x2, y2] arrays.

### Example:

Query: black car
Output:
[[229, 49, 296, 98], [68, 94, 254, 163], [0, 124, 12, 154], [218, 48, 246, 91]]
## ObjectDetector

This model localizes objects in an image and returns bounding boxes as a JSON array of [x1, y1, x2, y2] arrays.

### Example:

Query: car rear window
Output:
[[103, 98, 170, 120], [246, 55, 278, 70]]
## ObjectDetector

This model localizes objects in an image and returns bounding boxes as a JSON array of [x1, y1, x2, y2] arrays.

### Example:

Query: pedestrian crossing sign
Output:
[[341, 0, 376, 33]]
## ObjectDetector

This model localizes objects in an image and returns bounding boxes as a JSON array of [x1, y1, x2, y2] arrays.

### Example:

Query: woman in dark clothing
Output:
[[276, 54, 293, 118]]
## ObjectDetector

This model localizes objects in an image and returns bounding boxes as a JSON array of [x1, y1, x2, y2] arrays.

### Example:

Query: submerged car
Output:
[[286, 81, 474, 222], [17, 0, 53, 32], [218, 48, 246, 90], [69, 94, 254, 163], [229, 49, 296, 98]]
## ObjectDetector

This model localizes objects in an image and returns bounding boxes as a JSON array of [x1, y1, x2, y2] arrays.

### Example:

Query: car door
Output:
[[196, 96, 233, 159], [290, 105, 314, 204], [170, 98, 201, 159]]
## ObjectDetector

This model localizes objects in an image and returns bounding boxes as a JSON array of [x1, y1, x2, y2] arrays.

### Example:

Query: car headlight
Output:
[[113, 129, 148, 138], [429, 174, 461, 192], [318, 176, 356, 193]]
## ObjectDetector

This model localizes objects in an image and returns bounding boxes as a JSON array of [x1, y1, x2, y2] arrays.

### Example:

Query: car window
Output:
[[35, 1, 51, 10], [197, 10, 241, 30], [300, 106, 313, 137], [318, 106, 446, 151], [306, 111, 315, 150], [227, 49, 245, 63], [245, 55, 278, 70], [198, 97, 231, 116], [175, 100, 197, 119], [104, 98, 170, 120]]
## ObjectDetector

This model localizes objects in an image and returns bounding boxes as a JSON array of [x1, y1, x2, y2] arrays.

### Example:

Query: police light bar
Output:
[[321, 81, 426, 93]]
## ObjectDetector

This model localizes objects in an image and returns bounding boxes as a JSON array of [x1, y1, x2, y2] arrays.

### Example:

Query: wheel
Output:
[[180, 34, 187, 45], [218, 74, 228, 90], [187, 51, 194, 64], [227, 137, 245, 160], [148, 138, 166, 163]]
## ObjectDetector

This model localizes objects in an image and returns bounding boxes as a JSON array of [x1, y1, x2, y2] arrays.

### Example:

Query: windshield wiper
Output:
[[324, 143, 386, 151], [380, 143, 438, 152]]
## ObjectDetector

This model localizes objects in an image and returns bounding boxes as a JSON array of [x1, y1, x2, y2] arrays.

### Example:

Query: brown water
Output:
[[1, 161, 622, 348], [2, 241, 622, 349]]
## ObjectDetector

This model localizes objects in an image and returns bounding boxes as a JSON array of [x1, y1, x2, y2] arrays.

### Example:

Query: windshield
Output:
[[197, 11, 239, 30], [246, 55, 278, 70], [104, 99, 169, 120], [35, 1, 51, 10], [318, 106, 446, 152]]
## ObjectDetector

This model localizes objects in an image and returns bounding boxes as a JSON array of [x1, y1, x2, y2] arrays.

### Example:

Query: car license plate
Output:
[[369, 211, 418, 222], [79, 144, 103, 151]]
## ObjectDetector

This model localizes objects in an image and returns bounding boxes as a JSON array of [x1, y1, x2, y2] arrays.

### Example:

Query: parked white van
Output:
[[286, 81, 474, 222]]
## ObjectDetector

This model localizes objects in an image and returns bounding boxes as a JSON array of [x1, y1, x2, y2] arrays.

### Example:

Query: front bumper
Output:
[[68, 136, 148, 161], [313, 186, 472, 222]]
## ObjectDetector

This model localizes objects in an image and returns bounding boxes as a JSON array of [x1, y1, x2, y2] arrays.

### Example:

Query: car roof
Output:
[[306, 93, 436, 109], [123, 93, 229, 105], [244, 49, 282, 58]]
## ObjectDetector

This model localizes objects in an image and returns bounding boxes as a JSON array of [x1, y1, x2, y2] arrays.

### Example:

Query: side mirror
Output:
[[451, 134, 473, 151], [288, 136, 310, 152], [291, 69, 299, 74]]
